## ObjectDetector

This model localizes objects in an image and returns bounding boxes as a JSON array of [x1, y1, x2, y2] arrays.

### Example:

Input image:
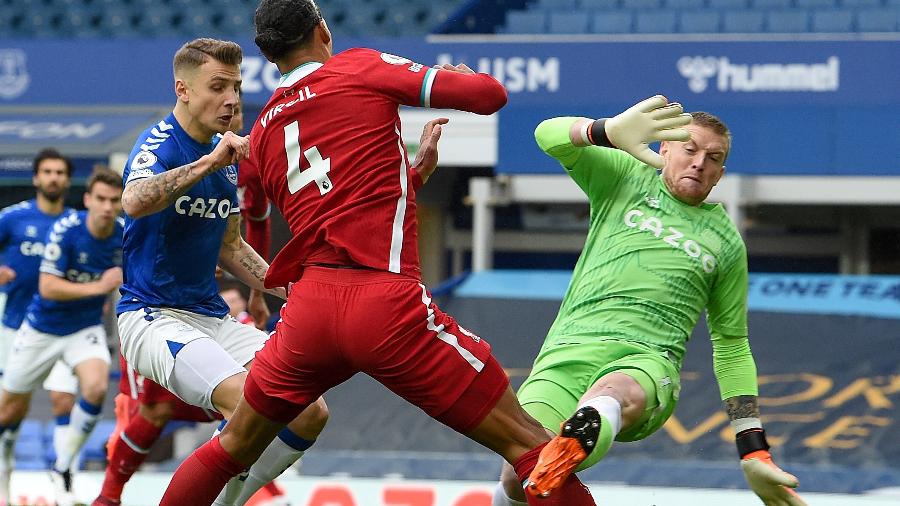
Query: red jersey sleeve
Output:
[[352, 48, 507, 115]]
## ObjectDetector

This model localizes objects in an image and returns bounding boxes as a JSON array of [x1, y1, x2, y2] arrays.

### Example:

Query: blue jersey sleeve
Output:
[[39, 215, 75, 277], [123, 121, 178, 186]]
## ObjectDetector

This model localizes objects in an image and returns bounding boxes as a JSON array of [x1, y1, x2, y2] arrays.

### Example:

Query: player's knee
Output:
[[48, 392, 75, 416], [80, 380, 108, 405], [139, 402, 175, 427], [306, 397, 329, 433]]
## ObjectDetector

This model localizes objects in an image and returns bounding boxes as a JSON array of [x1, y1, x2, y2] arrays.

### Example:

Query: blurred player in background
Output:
[[116, 38, 327, 505], [162, 2, 594, 504], [0, 149, 93, 505], [493, 97, 805, 506], [0, 168, 124, 506], [93, 103, 287, 506]]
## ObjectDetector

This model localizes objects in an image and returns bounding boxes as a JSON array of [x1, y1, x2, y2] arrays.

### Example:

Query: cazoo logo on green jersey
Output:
[[624, 209, 717, 273]]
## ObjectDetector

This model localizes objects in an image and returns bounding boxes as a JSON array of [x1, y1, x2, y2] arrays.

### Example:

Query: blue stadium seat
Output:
[[856, 8, 899, 30], [580, 0, 620, 8], [538, 0, 580, 9], [885, 0, 900, 5], [504, 10, 547, 33], [708, 0, 748, 8], [135, 7, 180, 37], [752, 0, 792, 8], [60, 5, 98, 36], [666, 0, 705, 8], [217, 11, 254, 37], [621, 0, 663, 8], [839, 0, 881, 7], [422, 2, 459, 31], [635, 11, 677, 32], [795, 0, 837, 7], [766, 9, 810, 31], [812, 9, 854, 31], [96, 6, 136, 36], [82, 420, 117, 463], [591, 11, 634, 32], [548, 12, 591, 33], [679, 11, 721, 32], [723, 10, 765, 31]]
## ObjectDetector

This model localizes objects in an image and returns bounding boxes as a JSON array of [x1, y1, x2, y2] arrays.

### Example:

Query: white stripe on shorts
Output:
[[419, 284, 484, 372]]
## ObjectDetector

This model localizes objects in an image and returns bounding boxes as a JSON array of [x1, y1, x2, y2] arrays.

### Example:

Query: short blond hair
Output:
[[173, 38, 243, 78]]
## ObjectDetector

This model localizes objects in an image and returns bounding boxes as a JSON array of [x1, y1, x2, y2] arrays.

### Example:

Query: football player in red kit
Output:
[[161, 1, 596, 504]]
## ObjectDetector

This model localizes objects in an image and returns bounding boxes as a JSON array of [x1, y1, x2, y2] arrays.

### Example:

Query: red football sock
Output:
[[100, 413, 164, 500], [513, 443, 596, 506], [160, 436, 246, 506], [262, 481, 283, 494]]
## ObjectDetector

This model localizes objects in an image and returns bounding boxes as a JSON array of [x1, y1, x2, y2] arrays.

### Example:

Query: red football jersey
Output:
[[237, 156, 271, 260], [250, 48, 507, 287]]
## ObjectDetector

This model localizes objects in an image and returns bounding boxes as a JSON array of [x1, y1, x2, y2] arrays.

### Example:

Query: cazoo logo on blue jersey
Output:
[[624, 209, 717, 273], [175, 196, 232, 219], [19, 240, 45, 257]]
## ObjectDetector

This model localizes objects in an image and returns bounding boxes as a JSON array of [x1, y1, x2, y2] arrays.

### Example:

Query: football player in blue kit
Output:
[[0, 149, 93, 505], [116, 38, 326, 505], [0, 168, 124, 506]]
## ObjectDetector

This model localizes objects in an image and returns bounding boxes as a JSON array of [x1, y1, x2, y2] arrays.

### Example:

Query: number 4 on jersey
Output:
[[284, 121, 333, 195]]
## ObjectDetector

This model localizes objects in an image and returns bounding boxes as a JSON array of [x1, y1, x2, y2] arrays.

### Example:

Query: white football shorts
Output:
[[118, 307, 267, 411], [3, 323, 110, 394]]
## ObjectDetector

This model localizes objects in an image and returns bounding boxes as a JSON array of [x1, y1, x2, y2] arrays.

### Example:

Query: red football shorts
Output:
[[245, 266, 509, 433], [118, 355, 221, 423]]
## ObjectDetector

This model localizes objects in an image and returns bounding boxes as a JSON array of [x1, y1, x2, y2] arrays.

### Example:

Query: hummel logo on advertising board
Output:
[[677, 56, 840, 93]]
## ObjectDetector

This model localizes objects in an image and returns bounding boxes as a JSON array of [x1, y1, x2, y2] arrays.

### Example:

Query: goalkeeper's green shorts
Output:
[[517, 339, 681, 448]]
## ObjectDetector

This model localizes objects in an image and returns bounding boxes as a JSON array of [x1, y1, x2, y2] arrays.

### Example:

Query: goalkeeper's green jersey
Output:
[[536, 117, 748, 368]]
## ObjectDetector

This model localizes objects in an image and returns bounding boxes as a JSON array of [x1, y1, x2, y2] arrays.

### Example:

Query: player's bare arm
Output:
[[218, 214, 285, 299], [38, 267, 122, 302], [0, 265, 15, 285], [410, 118, 448, 186], [122, 132, 250, 219]]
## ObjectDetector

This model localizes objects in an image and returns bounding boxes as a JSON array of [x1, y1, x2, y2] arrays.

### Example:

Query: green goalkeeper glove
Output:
[[590, 95, 692, 169]]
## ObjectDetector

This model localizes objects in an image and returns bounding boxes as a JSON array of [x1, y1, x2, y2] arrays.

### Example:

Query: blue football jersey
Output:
[[26, 211, 124, 336], [117, 113, 240, 318], [0, 200, 74, 329]]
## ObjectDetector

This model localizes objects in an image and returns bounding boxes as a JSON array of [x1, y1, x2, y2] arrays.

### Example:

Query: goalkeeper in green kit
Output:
[[492, 96, 806, 506]]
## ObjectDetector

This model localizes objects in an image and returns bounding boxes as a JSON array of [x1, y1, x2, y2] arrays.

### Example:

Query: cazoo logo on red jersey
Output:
[[624, 209, 717, 273]]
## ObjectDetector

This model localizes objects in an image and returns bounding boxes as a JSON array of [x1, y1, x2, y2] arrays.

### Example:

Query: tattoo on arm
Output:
[[220, 215, 269, 289], [122, 161, 203, 216], [724, 395, 760, 421]]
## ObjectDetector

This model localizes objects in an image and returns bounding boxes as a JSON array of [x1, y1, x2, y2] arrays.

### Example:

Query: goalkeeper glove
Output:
[[738, 429, 808, 506], [587, 95, 692, 169]]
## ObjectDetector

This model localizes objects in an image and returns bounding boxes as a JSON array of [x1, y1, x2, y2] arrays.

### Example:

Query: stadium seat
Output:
[[580, 0, 620, 9], [96, 6, 136, 36], [723, 10, 765, 31], [752, 0, 792, 8], [549, 12, 591, 33], [679, 11, 721, 32], [591, 11, 634, 32], [504, 10, 547, 33], [856, 8, 899, 30], [82, 420, 117, 463], [812, 9, 854, 31], [766, 9, 811, 31], [795, 0, 837, 7], [538, 0, 580, 9], [666, 0, 705, 9], [635, 11, 678, 32], [621, 0, 663, 8], [217, 11, 254, 37], [708, 0, 749, 8]]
